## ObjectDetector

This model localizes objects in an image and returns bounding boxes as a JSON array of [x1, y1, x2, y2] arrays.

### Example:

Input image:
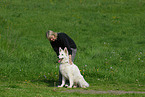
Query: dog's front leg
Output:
[[68, 77, 73, 88], [58, 76, 65, 87]]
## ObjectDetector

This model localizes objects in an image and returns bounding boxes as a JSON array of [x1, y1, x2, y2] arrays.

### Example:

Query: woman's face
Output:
[[49, 35, 56, 41]]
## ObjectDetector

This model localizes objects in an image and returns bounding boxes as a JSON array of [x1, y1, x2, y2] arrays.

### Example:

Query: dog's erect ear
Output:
[[59, 47, 62, 52], [64, 47, 68, 55]]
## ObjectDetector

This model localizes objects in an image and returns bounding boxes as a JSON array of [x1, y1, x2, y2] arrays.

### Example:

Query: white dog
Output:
[[58, 47, 89, 88]]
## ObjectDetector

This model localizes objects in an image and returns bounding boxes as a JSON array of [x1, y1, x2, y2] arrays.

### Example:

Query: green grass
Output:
[[0, 81, 145, 97], [0, 0, 145, 96]]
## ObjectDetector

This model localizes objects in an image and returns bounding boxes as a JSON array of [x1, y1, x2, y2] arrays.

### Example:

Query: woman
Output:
[[46, 30, 77, 64], [46, 30, 77, 85]]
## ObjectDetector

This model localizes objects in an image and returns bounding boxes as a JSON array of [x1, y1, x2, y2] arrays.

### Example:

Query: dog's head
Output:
[[59, 47, 69, 63]]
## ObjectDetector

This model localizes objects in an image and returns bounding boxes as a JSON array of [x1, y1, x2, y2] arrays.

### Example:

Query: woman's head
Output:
[[46, 30, 57, 41]]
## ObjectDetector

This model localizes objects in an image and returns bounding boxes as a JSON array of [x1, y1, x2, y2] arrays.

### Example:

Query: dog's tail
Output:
[[84, 81, 89, 87], [79, 75, 89, 88], [83, 80, 89, 88]]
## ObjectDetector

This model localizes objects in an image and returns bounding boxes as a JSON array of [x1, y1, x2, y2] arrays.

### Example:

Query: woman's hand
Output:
[[69, 55, 73, 65]]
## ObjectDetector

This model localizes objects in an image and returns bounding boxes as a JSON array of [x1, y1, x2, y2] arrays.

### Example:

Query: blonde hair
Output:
[[46, 30, 57, 41]]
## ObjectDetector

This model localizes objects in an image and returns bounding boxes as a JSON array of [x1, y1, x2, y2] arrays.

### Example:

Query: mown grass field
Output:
[[0, 0, 145, 96]]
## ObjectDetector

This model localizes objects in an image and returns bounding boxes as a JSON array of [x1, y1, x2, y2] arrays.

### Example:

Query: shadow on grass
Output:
[[31, 79, 59, 87]]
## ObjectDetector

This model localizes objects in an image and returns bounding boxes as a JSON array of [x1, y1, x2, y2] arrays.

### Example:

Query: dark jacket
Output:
[[50, 33, 76, 56]]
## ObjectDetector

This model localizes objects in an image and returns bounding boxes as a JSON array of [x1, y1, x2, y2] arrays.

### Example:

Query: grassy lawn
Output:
[[0, 0, 145, 96], [0, 81, 145, 97]]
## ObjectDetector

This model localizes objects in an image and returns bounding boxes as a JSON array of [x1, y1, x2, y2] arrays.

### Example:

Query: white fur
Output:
[[58, 47, 89, 88]]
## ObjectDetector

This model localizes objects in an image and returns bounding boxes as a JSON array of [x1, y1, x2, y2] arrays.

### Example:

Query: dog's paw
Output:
[[65, 84, 68, 87], [73, 86, 77, 88], [67, 86, 72, 88], [57, 85, 63, 87]]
